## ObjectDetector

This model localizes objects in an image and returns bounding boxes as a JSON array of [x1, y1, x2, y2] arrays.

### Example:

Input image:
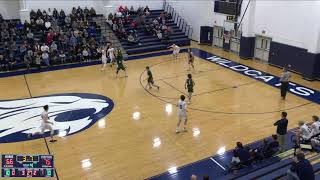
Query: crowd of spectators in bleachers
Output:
[[0, 6, 110, 72], [107, 5, 174, 45]]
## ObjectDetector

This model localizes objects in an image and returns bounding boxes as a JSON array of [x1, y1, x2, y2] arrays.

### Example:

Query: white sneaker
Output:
[[176, 128, 180, 133]]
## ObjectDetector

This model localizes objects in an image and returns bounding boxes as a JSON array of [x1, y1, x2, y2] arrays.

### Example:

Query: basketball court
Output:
[[0, 43, 319, 179]]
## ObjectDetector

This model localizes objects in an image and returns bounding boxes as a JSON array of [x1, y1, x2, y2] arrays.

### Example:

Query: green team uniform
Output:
[[186, 78, 194, 93], [147, 70, 154, 84], [116, 54, 126, 71], [188, 52, 194, 64]]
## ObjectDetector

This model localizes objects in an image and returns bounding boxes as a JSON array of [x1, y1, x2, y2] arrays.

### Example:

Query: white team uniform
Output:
[[177, 100, 187, 119], [312, 121, 320, 136], [40, 111, 53, 135], [172, 45, 180, 56], [107, 48, 115, 64], [101, 50, 107, 64]]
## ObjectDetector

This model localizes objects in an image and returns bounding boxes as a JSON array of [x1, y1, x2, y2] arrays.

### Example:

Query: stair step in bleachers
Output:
[[123, 37, 190, 49], [120, 34, 188, 45], [126, 39, 190, 54]]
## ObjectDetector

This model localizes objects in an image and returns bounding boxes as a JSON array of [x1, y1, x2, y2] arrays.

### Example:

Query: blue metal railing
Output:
[[163, 1, 193, 39]]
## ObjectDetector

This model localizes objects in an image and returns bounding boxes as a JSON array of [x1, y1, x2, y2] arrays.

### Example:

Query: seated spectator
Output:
[[165, 12, 172, 20], [46, 29, 55, 45], [130, 20, 137, 30], [2, 54, 10, 72], [118, 6, 125, 13], [52, 8, 58, 18], [117, 27, 127, 40], [41, 43, 49, 52], [310, 116, 320, 136], [129, 6, 135, 15], [228, 142, 251, 172], [145, 24, 153, 35], [112, 23, 118, 32], [82, 48, 89, 62], [42, 51, 50, 67], [15, 20, 24, 32], [69, 34, 78, 47], [297, 121, 312, 144], [23, 54, 31, 70], [19, 43, 27, 59], [83, 7, 90, 16], [77, 48, 83, 62], [27, 30, 34, 44], [45, 19, 51, 30], [261, 134, 279, 158], [64, 15, 71, 27], [35, 53, 41, 70], [127, 33, 138, 45], [59, 9, 66, 20], [28, 47, 34, 62], [36, 9, 42, 18], [156, 29, 163, 40], [144, 6, 150, 16], [30, 9, 37, 20], [287, 152, 315, 180], [0, 55, 5, 71], [30, 19, 37, 30], [107, 13, 114, 25], [36, 17, 44, 30], [89, 7, 96, 16], [59, 51, 66, 64], [50, 41, 58, 54]]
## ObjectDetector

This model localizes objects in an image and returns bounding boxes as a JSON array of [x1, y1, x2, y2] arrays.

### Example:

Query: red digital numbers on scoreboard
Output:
[[45, 159, 51, 167], [5, 159, 13, 165]]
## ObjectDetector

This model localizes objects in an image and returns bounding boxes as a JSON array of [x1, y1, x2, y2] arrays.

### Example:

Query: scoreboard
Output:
[[214, 0, 241, 16], [1, 154, 54, 178]]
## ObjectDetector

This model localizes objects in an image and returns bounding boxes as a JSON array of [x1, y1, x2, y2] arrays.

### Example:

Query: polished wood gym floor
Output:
[[0, 43, 319, 180]]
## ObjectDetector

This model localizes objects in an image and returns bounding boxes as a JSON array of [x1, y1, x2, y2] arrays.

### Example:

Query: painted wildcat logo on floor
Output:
[[0, 93, 114, 143]]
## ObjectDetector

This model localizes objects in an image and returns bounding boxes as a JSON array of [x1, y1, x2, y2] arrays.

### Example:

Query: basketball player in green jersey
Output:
[[185, 74, 195, 103], [145, 66, 160, 90], [115, 49, 127, 78]]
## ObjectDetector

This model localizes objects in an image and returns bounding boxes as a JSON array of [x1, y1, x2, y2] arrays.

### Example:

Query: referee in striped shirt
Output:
[[280, 67, 291, 100]]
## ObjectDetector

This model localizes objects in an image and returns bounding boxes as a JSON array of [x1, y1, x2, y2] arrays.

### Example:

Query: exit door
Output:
[[213, 26, 224, 48], [254, 35, 271, 62]]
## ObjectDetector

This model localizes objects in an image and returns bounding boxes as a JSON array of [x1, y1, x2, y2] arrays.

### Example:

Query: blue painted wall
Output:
[[239, 37, 319, 80], [239, 36, 255, 59], [268, 41, 320, 80]]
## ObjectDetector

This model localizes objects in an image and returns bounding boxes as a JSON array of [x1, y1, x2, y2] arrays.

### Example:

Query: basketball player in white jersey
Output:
[[169, 44, 180, 60], [100, 48, 107, 71], [28, 105, 56, 142], [176, 95, 188, 133], [107, 45, 116, 67]]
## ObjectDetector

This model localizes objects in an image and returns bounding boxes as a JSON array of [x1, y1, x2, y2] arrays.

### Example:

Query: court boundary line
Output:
[[23, 74, 60, 180]]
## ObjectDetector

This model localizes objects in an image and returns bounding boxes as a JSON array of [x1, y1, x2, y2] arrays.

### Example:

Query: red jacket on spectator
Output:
[[118, 6, 125, 13], [46, 32, 54, 45], [130, 21, 137, 28]]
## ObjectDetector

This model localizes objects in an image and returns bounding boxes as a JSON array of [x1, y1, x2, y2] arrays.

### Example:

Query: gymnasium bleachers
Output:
[[111, 8, 190, 55], [0, 7, 105, 72]]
